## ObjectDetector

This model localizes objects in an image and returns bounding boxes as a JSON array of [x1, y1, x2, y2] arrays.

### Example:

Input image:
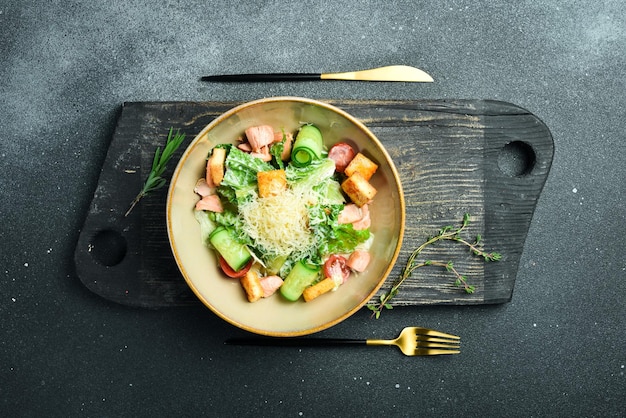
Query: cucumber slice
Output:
[[291, 125, 323, 167], [280, 261, 320, 302], [209, 226, 251, 271]]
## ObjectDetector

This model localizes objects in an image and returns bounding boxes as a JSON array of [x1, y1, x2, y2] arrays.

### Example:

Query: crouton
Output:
[[240, 270, 264, 303], [341, 172, 377, 207], [208, 147, 227, 186], [257, 169, 287, 198], [344, 152, 378, 181], [303, 278, 336, 302]]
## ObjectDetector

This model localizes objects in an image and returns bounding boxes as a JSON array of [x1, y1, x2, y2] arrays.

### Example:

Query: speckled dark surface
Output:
[[1, 1, 624, 416]]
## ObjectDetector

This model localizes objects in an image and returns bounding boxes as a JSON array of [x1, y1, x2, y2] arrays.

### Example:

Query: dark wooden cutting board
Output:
[[74, 100, 553, 309]]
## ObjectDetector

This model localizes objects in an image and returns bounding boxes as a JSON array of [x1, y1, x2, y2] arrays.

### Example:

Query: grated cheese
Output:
[[239, 189, 314, 256]]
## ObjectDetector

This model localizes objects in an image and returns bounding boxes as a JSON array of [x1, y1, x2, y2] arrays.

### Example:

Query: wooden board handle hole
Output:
[[90, 229, 127, 267], [497, 141, 536, 177]]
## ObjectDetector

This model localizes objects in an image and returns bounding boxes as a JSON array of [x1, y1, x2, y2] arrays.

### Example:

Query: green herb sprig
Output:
[[125, 127, 186, 217], [367, 213, 502, 319]]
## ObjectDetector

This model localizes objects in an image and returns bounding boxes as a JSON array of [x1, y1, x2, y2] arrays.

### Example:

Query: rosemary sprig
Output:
[[125, 127, 186, 217], [367, 213, 502, 319]]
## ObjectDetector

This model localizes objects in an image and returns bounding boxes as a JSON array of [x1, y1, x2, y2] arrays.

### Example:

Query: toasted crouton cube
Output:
[[344, 153, 378, 181], [341, 172, 377, 207], [257, 169, 286, 198], [209, 147, 227, 186], [240, 270, 264, 303], [303, 278, 336, 302]]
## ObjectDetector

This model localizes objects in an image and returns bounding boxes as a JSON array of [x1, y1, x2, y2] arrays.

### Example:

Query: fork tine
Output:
[[412, 327, 460, 355], [414, 348, 460, 356], [413, 327, 460, 340], [416, 335, 461, 344], [417, 341, 461, 349]]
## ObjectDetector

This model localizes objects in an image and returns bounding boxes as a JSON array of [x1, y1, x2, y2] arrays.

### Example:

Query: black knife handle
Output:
[[200, 73, 321, 82]]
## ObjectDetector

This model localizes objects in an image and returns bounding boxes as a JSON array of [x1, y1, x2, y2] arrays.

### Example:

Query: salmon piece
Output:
[[272, 131, 284, 142], [194, 194, 223, 212], [259, 275, 284, 298], [281, 135, 293, 160], [347, 250, 370, 272], [194, 178, 214, 197], [237, 142, 253, 152], [352, 204, 370, 230], [328, 142, 356, 173], [338, 204, 362, 224], [250, 145, 272, 162], [338, 204, 370, 230], [273, 131, 294, 161], [245, 125, 275, 152]]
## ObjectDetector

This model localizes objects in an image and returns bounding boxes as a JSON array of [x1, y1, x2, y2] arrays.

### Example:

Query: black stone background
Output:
[[1, 1, 624, 416]]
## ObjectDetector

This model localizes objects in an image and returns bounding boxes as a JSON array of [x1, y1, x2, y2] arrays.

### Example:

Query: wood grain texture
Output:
[[74, 100, 553, 308]]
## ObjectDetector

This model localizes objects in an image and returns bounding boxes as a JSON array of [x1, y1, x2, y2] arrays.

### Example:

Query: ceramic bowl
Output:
[[166, 97, 404, 336]]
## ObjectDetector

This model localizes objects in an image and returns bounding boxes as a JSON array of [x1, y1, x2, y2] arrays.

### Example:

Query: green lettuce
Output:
[[287, 158, 345, 205], [307, 204, 370, 263], [270, 131, 287, 170], [219, 146, 273, 204], [286, 157, 335, 185], [223, 146, 273, 185], [326, 223, 370, 254], [193, 210, 217, 247]]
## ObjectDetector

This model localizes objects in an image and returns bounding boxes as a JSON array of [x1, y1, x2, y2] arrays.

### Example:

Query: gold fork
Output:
[[225, 326, 460, 356]]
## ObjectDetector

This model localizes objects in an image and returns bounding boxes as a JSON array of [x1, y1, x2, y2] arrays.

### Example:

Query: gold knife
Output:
[[200, 65, 433, 83]]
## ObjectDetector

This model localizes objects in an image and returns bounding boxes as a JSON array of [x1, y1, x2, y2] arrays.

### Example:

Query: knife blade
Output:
[[200, 65, 433, 83]]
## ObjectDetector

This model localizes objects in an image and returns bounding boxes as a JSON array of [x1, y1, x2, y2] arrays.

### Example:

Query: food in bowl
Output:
[[193, 122, 380, 304], [167, 97, 404, 336]]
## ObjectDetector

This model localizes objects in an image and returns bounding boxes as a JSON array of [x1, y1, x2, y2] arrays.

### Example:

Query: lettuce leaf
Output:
[[194, 210, 217, 248], [308, 204, 370, 262], [326, 223, 370, 254], [221, 146, 273, 187], [286, 157, 336, 186], [270, 131, 287, 170], [287, 158, 344, 205], [220, 146, 273, 204], [317, 179, 345, 205]]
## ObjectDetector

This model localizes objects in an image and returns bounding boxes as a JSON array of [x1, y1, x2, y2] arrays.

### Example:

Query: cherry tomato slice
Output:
[[323, 255, 351, 283], [218, 256, 253, 279]]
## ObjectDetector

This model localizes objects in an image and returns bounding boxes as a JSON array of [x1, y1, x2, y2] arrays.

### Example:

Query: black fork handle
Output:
[[225, 338, 366, 347]]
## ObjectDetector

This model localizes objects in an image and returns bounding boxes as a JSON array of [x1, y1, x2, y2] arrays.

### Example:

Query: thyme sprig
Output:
[[367, 213, 502, 319], [125, 127, 186, 217]]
